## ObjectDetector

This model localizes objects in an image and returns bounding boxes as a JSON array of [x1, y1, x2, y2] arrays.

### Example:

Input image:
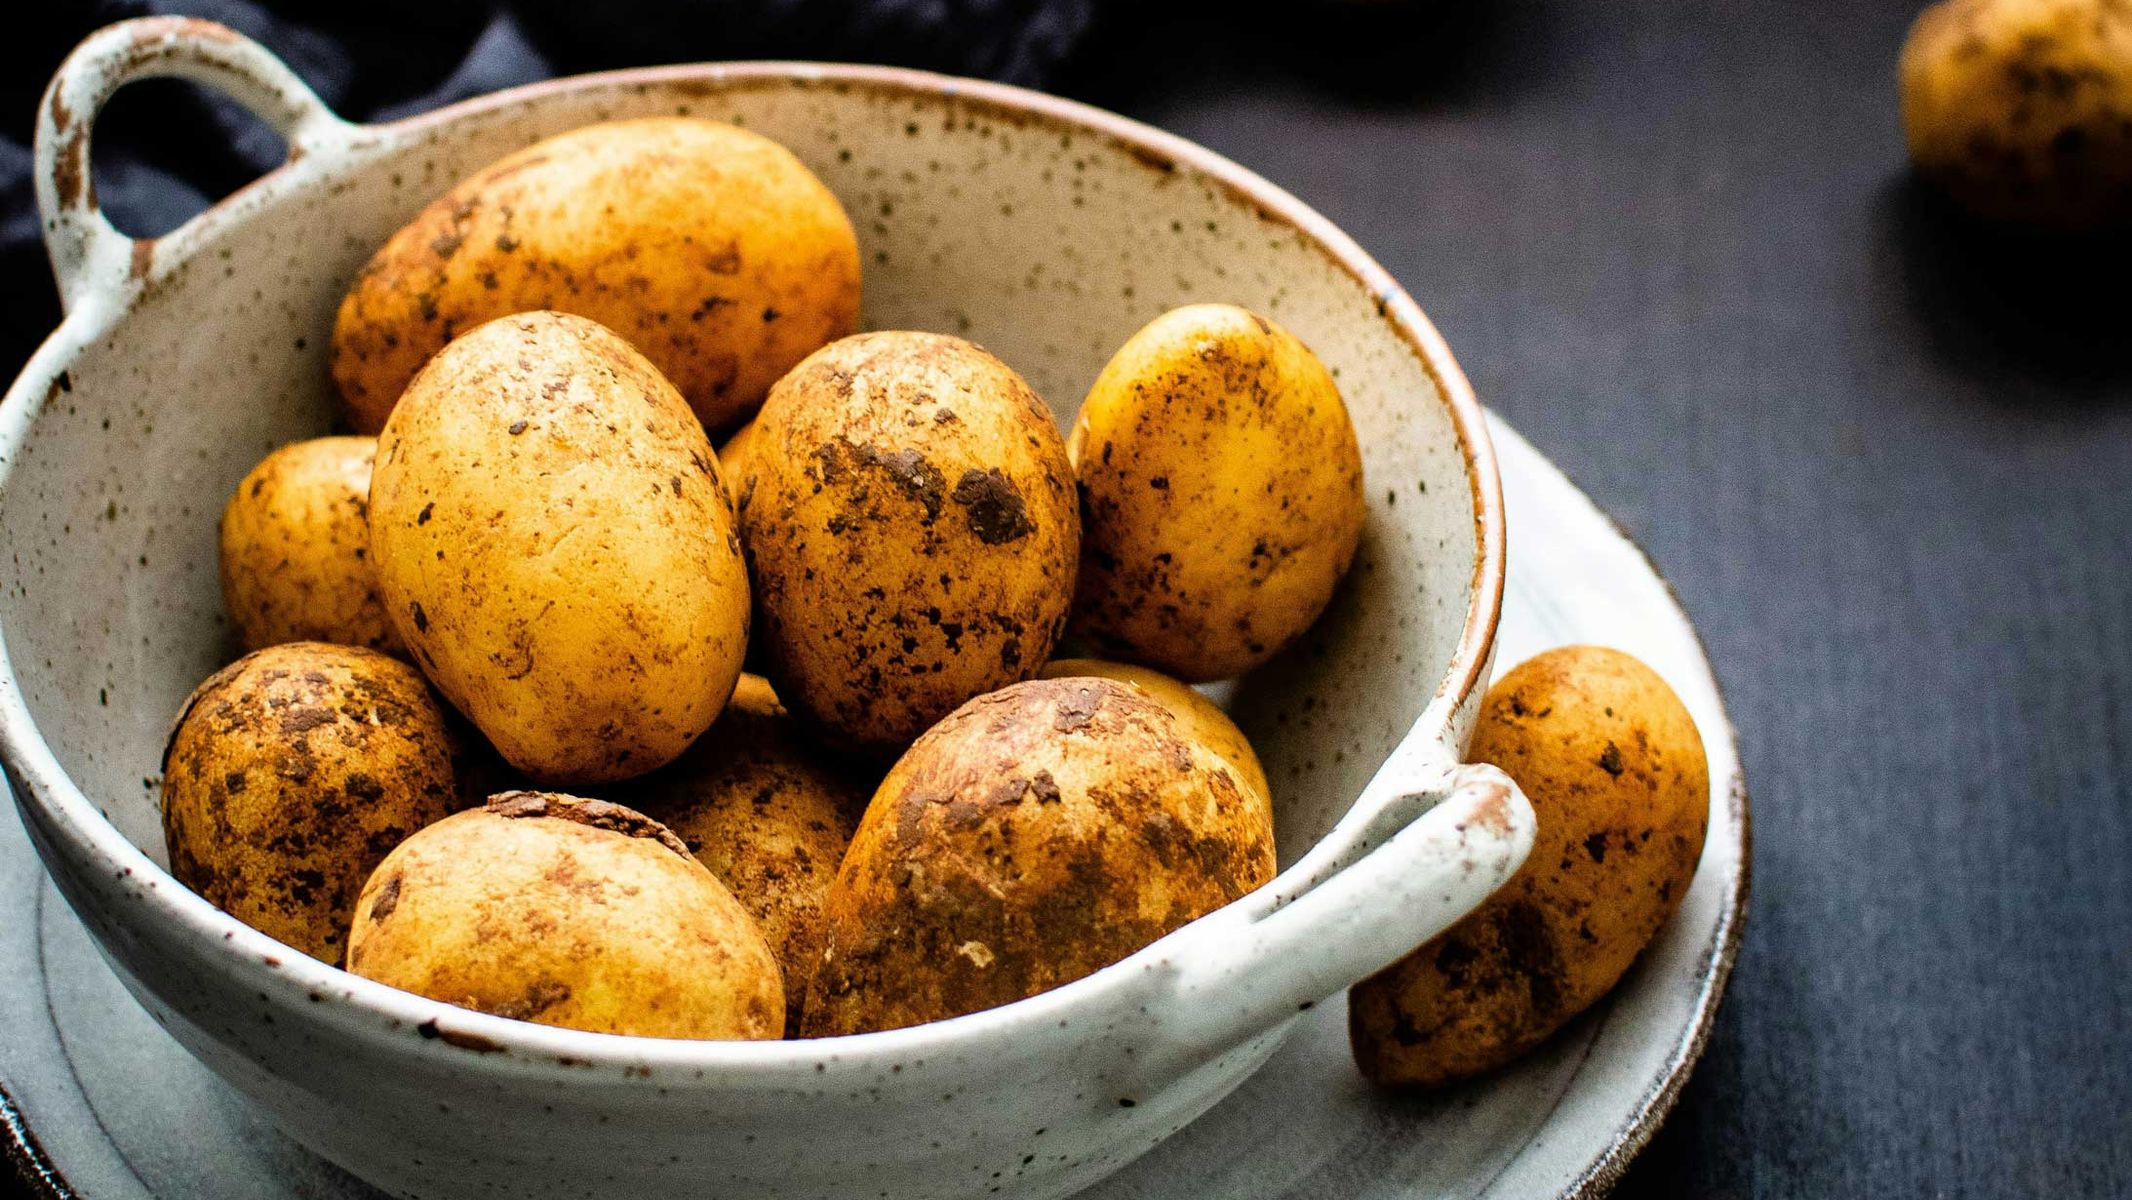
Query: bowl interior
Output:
[[0, 69, 1480, 880]]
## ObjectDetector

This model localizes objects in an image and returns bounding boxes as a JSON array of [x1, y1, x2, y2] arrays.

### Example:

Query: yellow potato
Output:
[[803, 677, 1275, 1036], [347, 792, 784, 1040], [740, 332, 1080, 756], [1038, 657, 1270, 809], [716, 417, 765, 515], [1069, 304, 1364, 683], [332, 117, 860, 434], [618, 674, 869, 1032], [369, 311, 750, 785], [1900, 0, 2132, 229], [716, 422, 774, 676], [1349, 646, 1708, 1087], [219, 436, 399, 654], [161, 643, 458, 963]]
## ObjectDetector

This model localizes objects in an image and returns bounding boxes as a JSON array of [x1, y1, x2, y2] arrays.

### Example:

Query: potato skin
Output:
[[1069, 304, 1364, 683], [803, 677, 1275, 1036], [618, 675, 869, 1032], [161, 643, 458, 963], [219, 437, 399, 655], [347, 791, 783, 1040], [740, 332, 1080, 756], [331, 117, 860, 434], [717, 417, 763, 503], [1349, 646, 1709, 1087], [369, 311, 749, 785], [1900, 0, 2132, 230], [717, 421, 774, 676], [1038, 657, 1270, 810]]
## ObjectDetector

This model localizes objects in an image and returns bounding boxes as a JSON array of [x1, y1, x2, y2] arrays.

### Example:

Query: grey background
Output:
[[1064, 1, 2132, 1194]]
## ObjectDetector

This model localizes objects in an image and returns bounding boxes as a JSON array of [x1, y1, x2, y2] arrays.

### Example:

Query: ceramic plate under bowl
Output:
[[0, 415, 1748, 1200]]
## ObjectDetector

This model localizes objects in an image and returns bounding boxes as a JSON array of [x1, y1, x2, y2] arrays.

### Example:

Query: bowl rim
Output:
[[0, 58, 1505, 1074]]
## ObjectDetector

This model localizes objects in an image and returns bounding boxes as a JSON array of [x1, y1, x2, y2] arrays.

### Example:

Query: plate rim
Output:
[[1481, 417, 1752, 1200], [2, 1082, 76, 1200], [1482, 424, 1750, 1198]]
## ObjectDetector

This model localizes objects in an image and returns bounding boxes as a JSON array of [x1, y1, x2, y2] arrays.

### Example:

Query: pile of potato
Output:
[[164, 116, 1707, 1083]]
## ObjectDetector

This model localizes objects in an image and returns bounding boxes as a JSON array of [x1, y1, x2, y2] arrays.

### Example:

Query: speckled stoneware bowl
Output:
[[1, 18, 1535, 1200]]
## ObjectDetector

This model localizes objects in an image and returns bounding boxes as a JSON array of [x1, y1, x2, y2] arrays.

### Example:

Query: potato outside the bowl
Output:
[[332, 117, 861, 434], [369, 311, 751, 785], [348, 791, 784, 1039], [803, 677, 1275, 1036], [739, 331, 1080, 756], [617, 674, 870, 1032], [219, 436, 399, 655], [1037, 657, 1270, 810], [1349, 646, 1708, 1087], [160, 642, 459, 963], [1069, 304, 1365, 683], [1899, 0, 2132, 230]]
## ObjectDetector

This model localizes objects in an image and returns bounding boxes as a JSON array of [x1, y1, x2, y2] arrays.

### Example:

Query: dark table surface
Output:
[[10, 1, 2132, 1196], [1068, 2, 2132, 1195]]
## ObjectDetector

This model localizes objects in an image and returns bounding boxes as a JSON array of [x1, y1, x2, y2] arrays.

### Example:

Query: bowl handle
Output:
[[1145, 759, 1535, 1075], [34, 18, 355, 314]]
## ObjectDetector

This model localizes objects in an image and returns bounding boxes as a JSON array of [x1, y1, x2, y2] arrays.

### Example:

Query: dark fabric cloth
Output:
[[1, 0, 1101, 376], [1082, 4, 2132, 1197]]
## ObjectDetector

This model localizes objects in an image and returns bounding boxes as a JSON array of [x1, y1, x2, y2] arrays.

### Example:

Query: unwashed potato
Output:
[[1069, 304, 1365, 683], [347, 791, 784, 1039], [219, 436, 399, 654], [369, 311, 750, 785], [717, 417, 764, 510], [803, 677, 1275, 1036], [332, 117, 861, 434], [716, 421, 773, 676], [619, 674, 869, 1032], [740, 332, 1080, 756], [1900, 0, 2132, 230], [161, 642, 458, 963], [1349, 646, 1709, 1087], [1038, 657, 1270, 810]]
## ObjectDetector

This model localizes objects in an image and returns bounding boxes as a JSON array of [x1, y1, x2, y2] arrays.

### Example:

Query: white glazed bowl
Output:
[[0, 19, 1534, 1200]]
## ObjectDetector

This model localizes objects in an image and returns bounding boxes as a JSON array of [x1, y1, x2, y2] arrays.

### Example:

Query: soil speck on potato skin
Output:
[[485, 790, 695, 860], [368, 874, 403, 922], [1051, 685, 1101, 733], [950, 468, 1034, 544], [490, 979, 574, 1020]]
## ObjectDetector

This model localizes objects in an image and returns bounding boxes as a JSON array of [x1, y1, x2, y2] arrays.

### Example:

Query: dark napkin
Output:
[[2, 0, 1102, 376]]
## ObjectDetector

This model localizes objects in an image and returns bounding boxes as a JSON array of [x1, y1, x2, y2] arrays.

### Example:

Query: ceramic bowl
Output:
[[0, 18, 1535, 1200]]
